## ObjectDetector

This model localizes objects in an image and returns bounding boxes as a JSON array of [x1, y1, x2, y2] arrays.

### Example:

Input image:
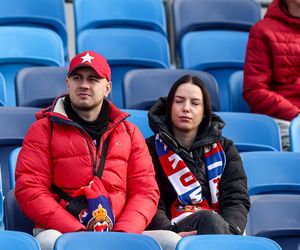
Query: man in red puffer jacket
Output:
[[15, 50, 181, 250], [243, 0, 300, 151]]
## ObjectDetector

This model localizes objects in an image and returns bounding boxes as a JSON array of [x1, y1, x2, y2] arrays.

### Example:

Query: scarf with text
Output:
[[155, 134, 226, 224]]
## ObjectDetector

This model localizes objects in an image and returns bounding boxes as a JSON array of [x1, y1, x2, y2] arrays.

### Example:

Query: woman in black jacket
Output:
[[146, 74, 250, 237]]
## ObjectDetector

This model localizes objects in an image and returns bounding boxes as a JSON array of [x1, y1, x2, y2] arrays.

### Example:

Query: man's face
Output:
[[66, 67, 111, 112]]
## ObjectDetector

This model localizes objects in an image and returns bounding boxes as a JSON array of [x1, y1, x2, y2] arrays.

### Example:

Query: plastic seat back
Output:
[[216, 112, 282, 152], [74, 0, 167, 36], [240, 152, 300, 195], [54, 231, 162, 250], [246, 194, 300, 250], [123, 69, 219, 111], [172, 0, 261, 53], [290, 116, 300, 152], [0, 230, 40, 249], [4, 189, 35, 235], [0, 72, 6, 106], [0, 26, 65, 106], [228, 70, 250, 112], [181, 30, 249, 111], [176, 234, 281, 250], [8, 147, 21, 190], [122, 109, 153, 138], [0, 0, 68, 60], [16, 67, 68, 108], [0, 107, 40, 195], [77, 28, 171, 108]]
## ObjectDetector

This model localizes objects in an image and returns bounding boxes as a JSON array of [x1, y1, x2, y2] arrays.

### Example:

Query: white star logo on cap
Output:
[[81, 52, 95, 64]]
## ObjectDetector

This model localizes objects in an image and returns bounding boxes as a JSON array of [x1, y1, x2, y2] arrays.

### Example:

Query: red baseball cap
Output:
[[67, 50, 111, 81]]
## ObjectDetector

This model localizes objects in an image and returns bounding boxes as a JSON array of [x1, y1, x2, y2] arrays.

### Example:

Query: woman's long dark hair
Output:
[[166, 74, 213, 134]]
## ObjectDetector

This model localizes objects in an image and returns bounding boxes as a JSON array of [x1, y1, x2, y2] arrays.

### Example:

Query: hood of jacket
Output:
[[148, 97, 224, 149], [35, 95, 129, 131], [265, 0, 300, 27]]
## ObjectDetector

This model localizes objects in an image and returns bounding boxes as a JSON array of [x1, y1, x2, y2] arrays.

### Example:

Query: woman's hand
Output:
[[178, 230, 197, 237]]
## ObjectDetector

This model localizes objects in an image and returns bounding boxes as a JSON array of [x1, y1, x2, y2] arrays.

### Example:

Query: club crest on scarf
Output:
[[155, 134, 225, 224], [75, 177, 115, 232]]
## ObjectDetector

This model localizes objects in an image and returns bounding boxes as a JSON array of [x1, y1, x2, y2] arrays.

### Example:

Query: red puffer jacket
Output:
[[15, 97, 159, 233], [243, 0, 300, 121]]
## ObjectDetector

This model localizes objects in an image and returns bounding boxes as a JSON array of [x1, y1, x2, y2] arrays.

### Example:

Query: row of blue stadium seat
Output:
[[0, 0, 262, 108], [0, 230, 283, 250]]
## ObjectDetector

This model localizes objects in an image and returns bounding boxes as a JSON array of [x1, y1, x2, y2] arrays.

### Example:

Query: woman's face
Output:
[[171, 82, 205, 134]]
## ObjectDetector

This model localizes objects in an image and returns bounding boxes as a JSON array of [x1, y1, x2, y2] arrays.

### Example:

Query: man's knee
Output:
[[143, 230, 181, 250], [35, 229, 62, 250]]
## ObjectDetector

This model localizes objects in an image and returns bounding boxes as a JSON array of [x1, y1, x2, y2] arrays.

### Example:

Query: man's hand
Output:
[[178, 231, 197, 237]]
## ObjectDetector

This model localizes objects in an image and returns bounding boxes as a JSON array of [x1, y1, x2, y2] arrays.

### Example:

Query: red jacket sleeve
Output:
[[15, 119, 86, 233], [113, 123, 159, 233], [243, 25, 300, 121]]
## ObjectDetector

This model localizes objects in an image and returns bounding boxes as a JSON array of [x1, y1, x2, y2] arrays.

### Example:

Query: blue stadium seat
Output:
[[246, 194, 300, 250], [4, 189, 34, 235], [0, 107, 40, 195], [215, 112, 282, 152], [171, 0, 261, 58], [180, 30, 249, 111], [16, 67, 68, 108], [228, 70, 250, 112], [77, 28, 171, 108], [290, 116, 300, 152], [176, 234, 281, 250], [122, 109, 153, 139], [0, 186, 3, 230], [123, 69, 219, 111], [8, 147, 21, 190], [240, 152, 300, 195], [54, 232, 161, 250], [0, 72, 6, 106], [74, 0, 167, 37], [0, 230, 40, 250], [0, 0, 68, 61], [0, 26, 65, 106]]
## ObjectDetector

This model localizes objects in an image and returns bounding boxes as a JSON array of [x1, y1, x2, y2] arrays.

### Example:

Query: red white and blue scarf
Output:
[[155, 134, 226, 224]]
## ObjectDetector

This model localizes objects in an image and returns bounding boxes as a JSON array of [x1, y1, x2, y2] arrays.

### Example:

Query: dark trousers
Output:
[[174, 210, 231, 235]]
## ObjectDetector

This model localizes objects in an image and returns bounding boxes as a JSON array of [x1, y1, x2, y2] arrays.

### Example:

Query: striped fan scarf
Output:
[[155, 134, 226, 224]]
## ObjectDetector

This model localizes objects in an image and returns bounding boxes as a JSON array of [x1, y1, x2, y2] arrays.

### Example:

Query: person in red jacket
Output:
[[15, 50, 181, 250], [243, 0, 300, 151]]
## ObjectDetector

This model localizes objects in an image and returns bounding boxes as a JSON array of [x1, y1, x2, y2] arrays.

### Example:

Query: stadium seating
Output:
[[240, 152, 300, 195], [228, 70, 250, 112], [171, 0, 261, 59], [0, 183, 3, 230], [176, 234, 282, 250], [16, 67, 68, 108], [246, 194, 300, 250], [290, 116, 300, 152], [77, 28, 171, 108], [54, 231, 161, 250], [4, 189, 34, 235], [0, 26, 65, 106], [0, 230, 40, 250], [8, 147, 21, 190], [180, 30, 249, 111], [122, 109, 153, 138], [73, 0, 167, 37], [0, 107, 40, 195], [123, 69, 219, 111], [0, 72, 6, 106], [0, 0, 68, 61], [216, 112, 282, 152]]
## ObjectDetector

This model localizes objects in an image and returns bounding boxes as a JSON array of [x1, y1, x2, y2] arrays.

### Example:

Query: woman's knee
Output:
[[143, 230, 181, 250]]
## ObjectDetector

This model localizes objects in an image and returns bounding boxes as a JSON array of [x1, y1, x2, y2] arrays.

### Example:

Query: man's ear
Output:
[[66, 78, 70, 94], [104, 81, 112, 97]]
